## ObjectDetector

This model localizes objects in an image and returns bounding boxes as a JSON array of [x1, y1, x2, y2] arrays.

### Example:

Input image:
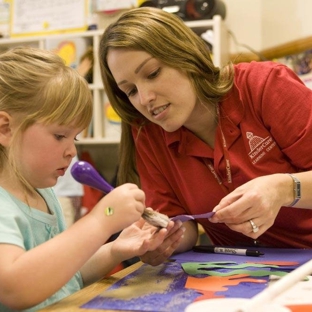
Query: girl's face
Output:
[[107, 49, 203, 133], [17, 122, 81, 189]]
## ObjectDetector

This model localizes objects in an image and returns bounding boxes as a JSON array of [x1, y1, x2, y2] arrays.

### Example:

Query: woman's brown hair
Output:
[[99, 7, 234, 186]]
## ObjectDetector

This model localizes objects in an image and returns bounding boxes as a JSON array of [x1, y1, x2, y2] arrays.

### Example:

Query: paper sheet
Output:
[[11, 0, 87, 37], [81, 248, 312, 311]]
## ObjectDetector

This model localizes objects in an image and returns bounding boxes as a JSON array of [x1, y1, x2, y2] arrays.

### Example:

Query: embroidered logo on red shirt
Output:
[[247, 132, 276, 164]]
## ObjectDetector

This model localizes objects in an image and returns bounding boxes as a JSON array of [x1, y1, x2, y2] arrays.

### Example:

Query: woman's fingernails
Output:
[[212, 205, 219, 212]]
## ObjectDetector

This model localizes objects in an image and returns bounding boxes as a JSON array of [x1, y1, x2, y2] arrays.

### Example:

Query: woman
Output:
[[99, 7, 312, 266]]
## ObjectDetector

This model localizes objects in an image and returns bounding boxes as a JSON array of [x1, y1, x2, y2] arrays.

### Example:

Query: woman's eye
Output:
[[127, 87, 137, 97], [148, 68, 160, 79]]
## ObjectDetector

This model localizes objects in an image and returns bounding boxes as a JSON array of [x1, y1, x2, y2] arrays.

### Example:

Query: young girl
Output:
[[99, 7, 312, 266], [0, 47, 173, 311]]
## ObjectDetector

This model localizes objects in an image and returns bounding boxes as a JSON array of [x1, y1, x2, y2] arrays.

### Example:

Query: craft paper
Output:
[[81, 248, 312, 311], [81, 262, 201, 311], [182, 265, 288, 277], [185, 274, 266, 292], [182, 261, 297, 272], [172, 248, 312, 264]]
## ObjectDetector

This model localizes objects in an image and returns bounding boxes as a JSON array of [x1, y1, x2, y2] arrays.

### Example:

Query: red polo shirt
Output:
[[133, 61, 312, 248]]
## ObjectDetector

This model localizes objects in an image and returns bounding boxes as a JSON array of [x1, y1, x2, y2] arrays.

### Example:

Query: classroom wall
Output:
[[97, 0, 312, 54], [2, 0, 311, 54], [222, 0, 312, 53]]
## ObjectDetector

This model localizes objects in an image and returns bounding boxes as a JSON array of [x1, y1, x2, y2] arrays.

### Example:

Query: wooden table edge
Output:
[[39, 261, 143, 312]]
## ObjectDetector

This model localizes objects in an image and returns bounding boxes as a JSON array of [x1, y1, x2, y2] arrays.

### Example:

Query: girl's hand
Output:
[[209, 174, 291, 239], [138, 220, 185, 266], [91, 183, 146, 234], [111, 218, 170, 261]]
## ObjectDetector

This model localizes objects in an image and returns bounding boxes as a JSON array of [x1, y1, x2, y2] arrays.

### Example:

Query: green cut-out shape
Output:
[[182, 262, 280, 273], [182, 265, 288, 277]]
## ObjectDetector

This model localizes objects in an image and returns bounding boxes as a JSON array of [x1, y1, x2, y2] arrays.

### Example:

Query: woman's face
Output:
[[107, 49, 201, 133]]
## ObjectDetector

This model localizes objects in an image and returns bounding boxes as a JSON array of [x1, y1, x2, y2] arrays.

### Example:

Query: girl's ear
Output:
[[0, 111, 12, 146]]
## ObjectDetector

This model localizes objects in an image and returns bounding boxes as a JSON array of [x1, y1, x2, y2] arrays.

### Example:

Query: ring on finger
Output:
[[249, 219, 259, 233]]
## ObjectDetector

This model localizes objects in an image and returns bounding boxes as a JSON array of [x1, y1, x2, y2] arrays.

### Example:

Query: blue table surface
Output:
[[171, 247, 312, 264], [82, 248, 312, 311]]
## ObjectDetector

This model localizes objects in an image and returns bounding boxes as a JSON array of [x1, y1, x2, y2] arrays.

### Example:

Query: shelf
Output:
[[184, 17, 216, 33], [88, 84, 104, 90], [0, 29, 104, 43], [0, 16, 229, 145], [187, 15, 228, 68], [76, 138, 119, 145]]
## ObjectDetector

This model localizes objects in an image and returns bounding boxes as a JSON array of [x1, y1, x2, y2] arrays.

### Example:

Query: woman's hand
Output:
[[209, 174, 292, 239]]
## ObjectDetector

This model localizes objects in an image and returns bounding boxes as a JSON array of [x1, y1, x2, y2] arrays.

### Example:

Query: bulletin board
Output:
[[0, 0, 10, 37], [95, 0, 133, 12], [10, 0, 88, 37]]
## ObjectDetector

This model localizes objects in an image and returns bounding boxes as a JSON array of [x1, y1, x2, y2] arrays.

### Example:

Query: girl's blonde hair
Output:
[[99, 7, 234, 185], [0, 47, 93, 194]]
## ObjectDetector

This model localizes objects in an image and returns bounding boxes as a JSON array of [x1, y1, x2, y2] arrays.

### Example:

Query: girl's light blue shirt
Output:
[[0, 187, 83, 311]]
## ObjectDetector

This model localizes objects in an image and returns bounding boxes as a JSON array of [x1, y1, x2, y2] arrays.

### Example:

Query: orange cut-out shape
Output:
[[287, 305, 312, 312], [185, 274, 266, 292], [192, 290, 225, 302]]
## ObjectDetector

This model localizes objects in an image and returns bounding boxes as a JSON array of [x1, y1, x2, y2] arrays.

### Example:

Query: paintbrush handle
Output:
[[71, 161, 169, 228]]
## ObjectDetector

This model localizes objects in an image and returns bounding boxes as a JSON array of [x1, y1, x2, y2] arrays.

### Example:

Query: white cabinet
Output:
[[0, 15, 229, 146], [185, 15, 229, 68]]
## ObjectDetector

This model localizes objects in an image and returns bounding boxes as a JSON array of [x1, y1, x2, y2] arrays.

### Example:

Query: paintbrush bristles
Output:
[[142, 209, 170, 228]]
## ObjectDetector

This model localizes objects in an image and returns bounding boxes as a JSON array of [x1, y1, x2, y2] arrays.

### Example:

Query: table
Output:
[[39, 262, 143, 312], [39, 249, 312, 312]]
